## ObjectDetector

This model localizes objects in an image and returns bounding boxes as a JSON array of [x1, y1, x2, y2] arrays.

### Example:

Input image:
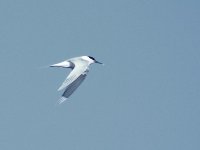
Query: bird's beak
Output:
[[95, 60, 103, 64]]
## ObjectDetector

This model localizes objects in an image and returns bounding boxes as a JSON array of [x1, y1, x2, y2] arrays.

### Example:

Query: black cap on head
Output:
[[88, 56, 95, 61], [87, 56, 103, 64]]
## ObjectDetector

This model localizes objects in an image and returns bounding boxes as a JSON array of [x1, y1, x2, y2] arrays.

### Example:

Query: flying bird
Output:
[[50, 56, 103, 104]]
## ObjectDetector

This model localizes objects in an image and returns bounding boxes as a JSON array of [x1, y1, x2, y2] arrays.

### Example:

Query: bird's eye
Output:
[[88, 56, 95, 60]]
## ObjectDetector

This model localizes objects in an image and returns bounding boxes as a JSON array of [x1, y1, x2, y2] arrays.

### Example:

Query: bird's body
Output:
[[50, 56, 102, 104]]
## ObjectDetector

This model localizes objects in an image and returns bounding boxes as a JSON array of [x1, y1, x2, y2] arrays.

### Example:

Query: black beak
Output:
[[95, 60, 103, 64]]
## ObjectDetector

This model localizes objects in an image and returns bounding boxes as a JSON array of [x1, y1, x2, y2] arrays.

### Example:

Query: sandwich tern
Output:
[[50, 56, 103, 104]]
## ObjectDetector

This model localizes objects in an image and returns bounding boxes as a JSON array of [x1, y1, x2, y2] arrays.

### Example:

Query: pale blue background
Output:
[[0, 0, 200, 149]]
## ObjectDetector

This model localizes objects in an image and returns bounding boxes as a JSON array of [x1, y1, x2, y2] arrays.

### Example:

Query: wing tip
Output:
[[58, 97, 68, 104]]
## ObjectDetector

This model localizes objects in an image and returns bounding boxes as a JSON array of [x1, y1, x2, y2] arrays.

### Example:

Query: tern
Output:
[[50, 56, 103, 104]]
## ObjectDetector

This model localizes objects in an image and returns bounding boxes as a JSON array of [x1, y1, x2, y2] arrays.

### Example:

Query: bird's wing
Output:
[[58, 73, 87, 104], [50, 60, 73, 68], [57, 61, 89, 91]]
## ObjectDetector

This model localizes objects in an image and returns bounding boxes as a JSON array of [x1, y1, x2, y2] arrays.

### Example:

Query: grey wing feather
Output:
[[58, 74, 87, 104], [58, 74, 77, 91], [57, 62, 88, 91]]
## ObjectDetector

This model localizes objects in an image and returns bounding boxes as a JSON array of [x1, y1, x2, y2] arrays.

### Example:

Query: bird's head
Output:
[[82, 56, 103, 65]]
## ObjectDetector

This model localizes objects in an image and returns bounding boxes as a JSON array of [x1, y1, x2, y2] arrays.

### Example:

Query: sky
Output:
[[0, 0, 200, 149]]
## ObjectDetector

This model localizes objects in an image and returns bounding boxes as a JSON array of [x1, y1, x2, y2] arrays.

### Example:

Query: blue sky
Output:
[[0, 0, 200, 149]]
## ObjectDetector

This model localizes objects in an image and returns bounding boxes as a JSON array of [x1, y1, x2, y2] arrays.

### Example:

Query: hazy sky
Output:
[[0, 0, 200, 150]]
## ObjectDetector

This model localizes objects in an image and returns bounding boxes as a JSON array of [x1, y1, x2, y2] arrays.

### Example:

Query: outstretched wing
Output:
[[58, 73, 87, 104], [50, 60, 73, 68], [57, 60, 89, 91]]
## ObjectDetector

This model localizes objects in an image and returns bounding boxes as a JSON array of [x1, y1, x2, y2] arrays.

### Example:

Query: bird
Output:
[[50, 56, 103, 104]]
